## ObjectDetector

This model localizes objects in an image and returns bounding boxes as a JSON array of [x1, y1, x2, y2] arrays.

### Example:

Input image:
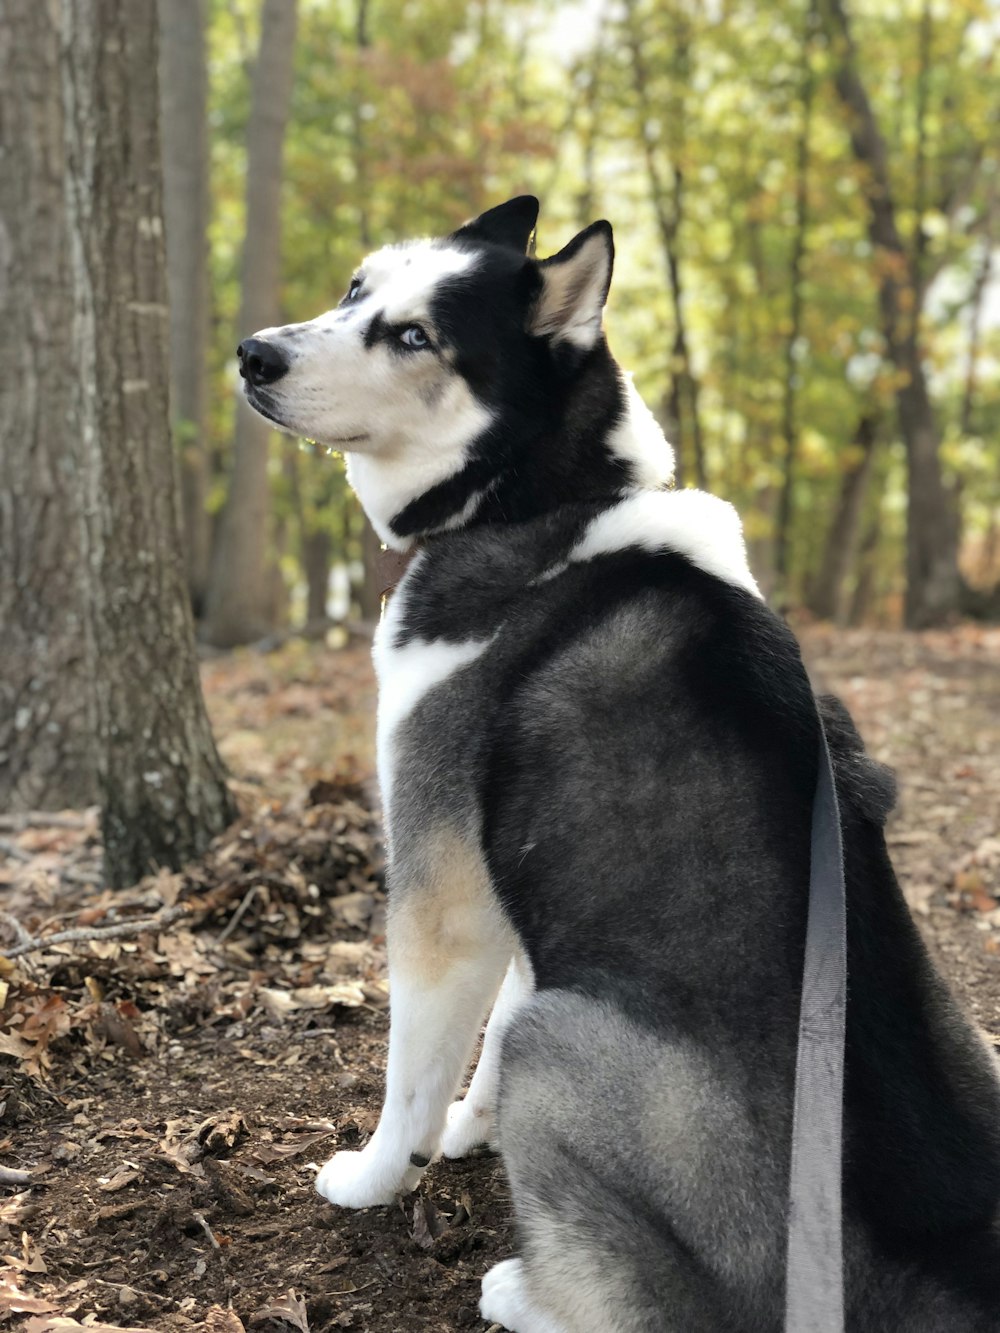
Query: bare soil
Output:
[[1, 626, 998, 1333]]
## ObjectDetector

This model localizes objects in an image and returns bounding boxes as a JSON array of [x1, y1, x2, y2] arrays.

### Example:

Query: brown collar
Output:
[[377, 544, 422, 600]]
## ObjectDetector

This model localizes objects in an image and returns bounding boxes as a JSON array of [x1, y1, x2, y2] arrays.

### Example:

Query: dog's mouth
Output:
[[243, 385, 369, 447]]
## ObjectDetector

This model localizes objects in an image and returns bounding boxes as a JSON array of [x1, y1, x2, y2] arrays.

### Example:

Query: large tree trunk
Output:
[[158, 0, 212, 616], [0, 3, 96, 809], [820, 0, 962, 628], [202, 0, 298, 647], [0, 0, 236, 884]]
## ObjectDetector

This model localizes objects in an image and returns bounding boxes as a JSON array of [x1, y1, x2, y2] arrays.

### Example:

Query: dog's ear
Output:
[[451, 196, 539, 254], [529, 221, 613, 348]]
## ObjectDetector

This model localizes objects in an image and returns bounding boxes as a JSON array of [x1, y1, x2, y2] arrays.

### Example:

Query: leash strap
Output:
[[784, 720, 847, 1333]]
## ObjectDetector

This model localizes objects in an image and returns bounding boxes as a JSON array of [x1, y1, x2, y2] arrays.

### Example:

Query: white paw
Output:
[[480, 1258, 536, 1331], [315, 1148, 419, 1209], [441, 1095, 494, 1159]]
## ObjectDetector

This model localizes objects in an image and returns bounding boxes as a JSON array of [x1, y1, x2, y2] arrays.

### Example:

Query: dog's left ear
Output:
[[452, 196, 539, 254], [529, 221, 614, 349]]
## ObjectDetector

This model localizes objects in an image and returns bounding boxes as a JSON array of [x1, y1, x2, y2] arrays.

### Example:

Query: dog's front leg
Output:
[[316, 875, 511, 1208]]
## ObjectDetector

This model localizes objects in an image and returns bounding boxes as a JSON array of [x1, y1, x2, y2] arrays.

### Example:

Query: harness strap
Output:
[[784, 720, 847, 1333]]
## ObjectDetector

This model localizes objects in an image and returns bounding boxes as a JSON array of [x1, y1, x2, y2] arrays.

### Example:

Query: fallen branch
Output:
[[0, 906, 188, 960], [0, 911, 36, 952], [0, 1166, 32, 1186]]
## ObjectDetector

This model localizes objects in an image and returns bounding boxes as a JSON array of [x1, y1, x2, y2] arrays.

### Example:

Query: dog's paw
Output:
[[441, 1095, 493, 1159], [315, 1148, 416, 1209], [480, 1257, 564, 1332]]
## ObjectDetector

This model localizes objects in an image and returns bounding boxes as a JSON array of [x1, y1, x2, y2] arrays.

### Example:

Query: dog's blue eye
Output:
[[347, 278, 363, 302], [400, 325, 429, 349]]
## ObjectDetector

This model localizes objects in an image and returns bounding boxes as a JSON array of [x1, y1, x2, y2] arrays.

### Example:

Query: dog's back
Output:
[[474, 544, 1000, 1330]]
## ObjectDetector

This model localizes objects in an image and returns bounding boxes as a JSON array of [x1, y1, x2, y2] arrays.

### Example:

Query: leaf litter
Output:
[[0, 631, 997, 1330]]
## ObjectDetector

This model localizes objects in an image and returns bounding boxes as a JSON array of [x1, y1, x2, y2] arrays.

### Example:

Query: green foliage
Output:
[[203, 0, 1000, 622]]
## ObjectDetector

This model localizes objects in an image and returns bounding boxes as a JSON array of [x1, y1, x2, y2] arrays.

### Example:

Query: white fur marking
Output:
[[608, 372, 675, 488], [480, 1259, 568, 1333], [569, 489, 762, 597], [373, 570, 494, 811]]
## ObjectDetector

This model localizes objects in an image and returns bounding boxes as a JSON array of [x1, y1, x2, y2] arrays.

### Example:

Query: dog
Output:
[[238, 197, 1000, 1331]]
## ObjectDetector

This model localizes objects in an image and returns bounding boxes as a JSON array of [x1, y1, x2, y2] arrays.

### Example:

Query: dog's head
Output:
[[239, 197, 672, 546]]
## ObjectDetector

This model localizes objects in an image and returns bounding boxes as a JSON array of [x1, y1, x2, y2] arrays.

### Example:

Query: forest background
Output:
[[170, 0, 1000, 644]]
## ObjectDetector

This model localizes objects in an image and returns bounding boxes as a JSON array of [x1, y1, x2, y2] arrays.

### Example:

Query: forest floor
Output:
[[1, 624, 999, 1333]]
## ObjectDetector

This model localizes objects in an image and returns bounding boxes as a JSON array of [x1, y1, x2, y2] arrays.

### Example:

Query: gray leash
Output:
[[784, 720, 847, 1333]]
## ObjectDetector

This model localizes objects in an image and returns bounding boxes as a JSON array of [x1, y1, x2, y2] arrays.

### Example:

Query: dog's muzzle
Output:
[[237, 338, 288, 388]]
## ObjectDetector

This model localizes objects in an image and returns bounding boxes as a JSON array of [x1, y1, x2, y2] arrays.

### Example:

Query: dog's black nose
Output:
[[237, 338, 288, 387]]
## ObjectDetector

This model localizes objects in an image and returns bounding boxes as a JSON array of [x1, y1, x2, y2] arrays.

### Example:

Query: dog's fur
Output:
[[239, 198, 1000, 1331]]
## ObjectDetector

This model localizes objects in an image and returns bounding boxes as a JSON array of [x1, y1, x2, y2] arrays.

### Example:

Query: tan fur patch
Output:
[[388, 825, 510, 986]]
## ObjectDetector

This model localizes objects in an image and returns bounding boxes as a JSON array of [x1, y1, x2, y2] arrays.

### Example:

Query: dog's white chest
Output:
[[373, 577, 492, 811]]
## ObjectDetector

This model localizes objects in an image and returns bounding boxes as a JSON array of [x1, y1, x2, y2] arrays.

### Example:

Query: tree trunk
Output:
[[622, 0, 707, 490], [774, 2, 816, 598], [809, 416, 878, 622], [158, 0, 212, 616], [820, 0, 962, 628], [0, 2, 97, 809], [303, 529, 333, 626], [202, 0, 298, 647], [0, 0, 236, 883]]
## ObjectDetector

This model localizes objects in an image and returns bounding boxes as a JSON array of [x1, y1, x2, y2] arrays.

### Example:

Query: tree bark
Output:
[[820, 0, 962, 628], [0, 3, 96, 808], [202, 0, 298, 647], [809, 416, 879, 622], [158, 0, 212, 616], [0, 0, 236, 883]]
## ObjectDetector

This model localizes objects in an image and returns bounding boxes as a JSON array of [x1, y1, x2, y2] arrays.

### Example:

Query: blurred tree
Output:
[[0, 0, 236, 883], [820, 0, 964, 627], [159, 0, 213, 615], [202, 0, 299, 647]]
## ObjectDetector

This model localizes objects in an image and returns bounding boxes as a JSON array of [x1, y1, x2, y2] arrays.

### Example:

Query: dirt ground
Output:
[[1, 624, 998, 1333]]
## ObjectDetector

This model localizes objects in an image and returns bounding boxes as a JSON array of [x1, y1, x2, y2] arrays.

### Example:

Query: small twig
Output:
[[0, 838, 32, 864], [0, 811, 94, 832], [191, 1210, 220, 1249], [215, 885, 260, 945], [0, 911, 37, 952], [0, 1166, 33, 1186], [0, 906, 188, 960]]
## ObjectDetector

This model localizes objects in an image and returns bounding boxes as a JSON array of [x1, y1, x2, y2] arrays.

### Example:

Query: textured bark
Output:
[[158, 0, 211, 614], [821, 0, 962, 628], [0, 4, 96, 808], [809, 416, 878, 623], [202, 0, 298, 647], [0, 0, 236, 883]]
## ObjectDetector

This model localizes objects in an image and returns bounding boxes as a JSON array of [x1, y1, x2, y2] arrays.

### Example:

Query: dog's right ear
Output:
[[451, 196, 539, 254], [529, 220, 614, 349]]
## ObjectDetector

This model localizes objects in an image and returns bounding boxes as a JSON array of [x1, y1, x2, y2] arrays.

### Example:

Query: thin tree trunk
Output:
[[0, 0, 236, 882], [303, 529, 333, 626], [774, 1, 816, 597], [158, 0, 211, 616], [809, 416, 878, 622], [350, 0, 385, 622], [202, 0, 298, 647], [820, 0, 962, 628], [622, 0, 706, 490]]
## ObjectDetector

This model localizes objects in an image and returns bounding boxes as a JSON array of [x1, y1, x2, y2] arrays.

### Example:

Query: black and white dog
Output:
[[238, 198, 1000, 1331]]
